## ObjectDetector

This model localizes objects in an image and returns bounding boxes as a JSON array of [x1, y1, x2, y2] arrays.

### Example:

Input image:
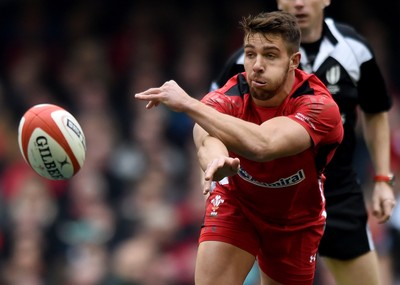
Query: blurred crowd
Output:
[[0, 1, 398, 285]]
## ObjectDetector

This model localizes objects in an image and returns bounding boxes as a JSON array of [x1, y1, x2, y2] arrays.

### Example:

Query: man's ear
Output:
[[290, 52, 301, 70], [323, 0, 331, 8]]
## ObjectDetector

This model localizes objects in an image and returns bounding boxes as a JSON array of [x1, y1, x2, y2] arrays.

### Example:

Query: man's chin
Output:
[[250, 89, 274, 101]]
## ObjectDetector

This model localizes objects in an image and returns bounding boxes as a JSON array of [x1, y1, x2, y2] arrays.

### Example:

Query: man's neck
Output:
[[301, 22, 324, 43]]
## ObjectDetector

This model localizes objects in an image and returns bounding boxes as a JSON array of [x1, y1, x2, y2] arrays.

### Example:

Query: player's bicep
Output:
[[260, 117, 312, 160]]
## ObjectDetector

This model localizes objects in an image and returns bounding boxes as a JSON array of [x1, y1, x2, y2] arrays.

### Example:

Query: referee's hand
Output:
[[371, 182, 397, 223]]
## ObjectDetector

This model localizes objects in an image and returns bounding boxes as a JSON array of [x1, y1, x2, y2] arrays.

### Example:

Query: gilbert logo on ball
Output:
[[18, 104, 86, 180]]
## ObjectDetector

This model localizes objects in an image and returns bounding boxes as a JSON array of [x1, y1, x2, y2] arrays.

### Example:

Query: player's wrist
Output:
[[373, 173, 395, 187]]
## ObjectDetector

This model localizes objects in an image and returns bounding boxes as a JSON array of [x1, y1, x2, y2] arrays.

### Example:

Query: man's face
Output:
[[243, 33, 293, 102], [277, 0, 329, 32]]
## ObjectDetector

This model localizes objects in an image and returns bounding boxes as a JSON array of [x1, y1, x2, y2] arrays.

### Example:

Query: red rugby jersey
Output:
[[201, 69, 343, 228]]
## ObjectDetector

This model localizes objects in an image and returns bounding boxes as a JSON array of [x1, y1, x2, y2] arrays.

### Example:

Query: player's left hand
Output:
[[135, 80, 193, 112], [203, 156, 240, 195], [371, 181, 397, 223]]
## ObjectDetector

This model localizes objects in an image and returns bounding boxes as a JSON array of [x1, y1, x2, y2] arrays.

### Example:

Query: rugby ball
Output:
[[18, 104, 86, 180]]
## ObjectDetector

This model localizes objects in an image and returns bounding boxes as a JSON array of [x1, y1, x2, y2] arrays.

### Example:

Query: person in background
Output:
[[210, 1, 396, 284], [136, 11, 343, 285]]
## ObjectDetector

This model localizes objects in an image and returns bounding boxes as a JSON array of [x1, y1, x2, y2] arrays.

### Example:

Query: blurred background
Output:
[[0, 0, 398, 284]]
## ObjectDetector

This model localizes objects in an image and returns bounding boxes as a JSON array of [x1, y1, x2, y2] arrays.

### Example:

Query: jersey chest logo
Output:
[[325, 65, 341, 94], [238, 168, 305, 188]]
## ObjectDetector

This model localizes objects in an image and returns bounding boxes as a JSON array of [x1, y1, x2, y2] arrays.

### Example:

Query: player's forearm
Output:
[[361, 111, 391, 174], [193, 124, 229, 171], [197, 137, 229, 171]]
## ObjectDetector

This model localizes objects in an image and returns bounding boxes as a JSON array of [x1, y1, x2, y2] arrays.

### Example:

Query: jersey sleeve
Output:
[[337, 22, 393, 113], [289, 95, 344, 147], [200, 91, 240, 116], [358, 58, 392, 113]]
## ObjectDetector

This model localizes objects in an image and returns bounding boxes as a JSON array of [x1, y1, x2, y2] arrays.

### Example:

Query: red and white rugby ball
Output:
[[18, 104, 86, 180]]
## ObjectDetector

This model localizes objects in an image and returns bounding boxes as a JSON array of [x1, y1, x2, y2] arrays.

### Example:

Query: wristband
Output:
[[374, 174, 395, 186]]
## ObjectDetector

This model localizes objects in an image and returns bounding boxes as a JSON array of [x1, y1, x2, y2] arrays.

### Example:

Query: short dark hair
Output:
[[240, 11, 301, 55]]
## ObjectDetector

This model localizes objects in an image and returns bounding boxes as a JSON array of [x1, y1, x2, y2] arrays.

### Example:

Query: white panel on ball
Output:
[[27, 128, 75, 179], [50, 110, 86, 166]]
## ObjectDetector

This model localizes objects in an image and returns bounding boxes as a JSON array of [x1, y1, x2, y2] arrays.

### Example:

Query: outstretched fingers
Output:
[[135, 87, 162, 108], [202, 157, 240, 195], [135, 80, 189, 111], [203, 160, 218, 195]]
